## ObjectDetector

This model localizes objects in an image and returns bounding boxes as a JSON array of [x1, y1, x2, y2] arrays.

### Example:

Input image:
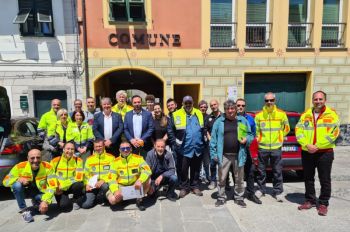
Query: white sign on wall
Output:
[[227, 86, 238, 101]]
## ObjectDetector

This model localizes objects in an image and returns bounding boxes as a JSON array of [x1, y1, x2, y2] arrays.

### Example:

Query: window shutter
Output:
[[247, 0, 266, 23], [19, 0, 34, 9], [323, 0, 339, 24], [211, 0, 232, 23]]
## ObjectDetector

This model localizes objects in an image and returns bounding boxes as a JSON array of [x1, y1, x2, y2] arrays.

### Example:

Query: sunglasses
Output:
[[265, 99, 275, 103], [120, 147, 131, 151], [237, 104, 245, 107]]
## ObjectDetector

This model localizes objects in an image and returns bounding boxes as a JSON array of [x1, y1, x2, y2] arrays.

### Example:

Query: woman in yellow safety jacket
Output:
[[47, 108, 70, 157], [67, 111, 94, 161], [50, 142, 84, 211]]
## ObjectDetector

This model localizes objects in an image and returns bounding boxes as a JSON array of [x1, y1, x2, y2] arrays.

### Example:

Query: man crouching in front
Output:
[[106, 141, 152, 211], [2, 149, 57, 223]]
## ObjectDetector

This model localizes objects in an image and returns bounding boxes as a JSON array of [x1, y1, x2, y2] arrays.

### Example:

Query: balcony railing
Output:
[[321, 23, 346, 48], [246, 23, 272, 48], [288, 23, 313, 48], [210, 22, 237, 48]]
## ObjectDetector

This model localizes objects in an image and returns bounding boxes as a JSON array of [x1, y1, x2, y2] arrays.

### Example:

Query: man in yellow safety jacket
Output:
[[254, 92, 290, 202], [81, 139, 115, 208], [107, 141, 152, 211], [295, 90, 340, 216], [38, 99, 61, 138], [50, 142, 84, 211], [2, 149, 57, 223], [111, 90, 133, 120]]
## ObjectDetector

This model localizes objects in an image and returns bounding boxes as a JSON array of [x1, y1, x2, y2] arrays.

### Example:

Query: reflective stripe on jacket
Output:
[[111, 104, 133, 120], [108, 153, 152, 194], [50, 155, 83, 191], [2, 161, 57, 203], [66, 122, 94, 148], [84, 151, 115, 185], [295, 106, 340, 151], [255, 105, 290, 150]]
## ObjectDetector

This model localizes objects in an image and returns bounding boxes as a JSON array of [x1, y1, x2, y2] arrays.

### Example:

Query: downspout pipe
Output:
[[82, 0, 90, 98]]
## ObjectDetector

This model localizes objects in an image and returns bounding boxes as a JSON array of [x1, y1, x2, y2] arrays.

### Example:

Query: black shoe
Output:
[[166, 191, 178, 202], [215, 199, 225, 207], [235, 200, 247, 208], [247, 194, 262, 204], [136, 199, 146, 211]]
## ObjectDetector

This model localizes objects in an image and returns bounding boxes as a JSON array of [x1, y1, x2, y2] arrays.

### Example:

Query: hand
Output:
[[134, 180, 142, 190], [136, 139, 144, 147], [95, 180, 105, 189], [39, 201, 49, 214], [104, 139, 112, 148], [240, 137, 247, 145], [113, 190, 123, 202], [18, 177, 29, 186], [86, 185, 93, 192], [306, 144, 318, 154], [155, 175, 163, 186], [213, 156, 218, 162], [131, 139, 139, 148]]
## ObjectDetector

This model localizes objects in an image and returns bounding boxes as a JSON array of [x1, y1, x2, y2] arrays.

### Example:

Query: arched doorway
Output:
[[93, 67, 165, 108]]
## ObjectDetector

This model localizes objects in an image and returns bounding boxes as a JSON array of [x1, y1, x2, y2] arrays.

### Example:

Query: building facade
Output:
[[0, 0, 82, 118]]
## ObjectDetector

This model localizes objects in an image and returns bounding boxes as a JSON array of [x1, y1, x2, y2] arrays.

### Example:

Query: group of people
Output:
[[2, 89, 340, 223]]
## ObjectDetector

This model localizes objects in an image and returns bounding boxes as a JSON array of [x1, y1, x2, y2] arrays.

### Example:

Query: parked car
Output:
[[0, 117, 44, 186], [248, 111, 303, 177]]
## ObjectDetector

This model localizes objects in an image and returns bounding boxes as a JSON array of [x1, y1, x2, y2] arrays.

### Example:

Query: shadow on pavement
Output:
[[285, 193, 305, 205]]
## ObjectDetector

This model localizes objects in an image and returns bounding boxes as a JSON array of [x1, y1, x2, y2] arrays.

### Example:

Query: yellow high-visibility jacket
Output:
[[295, 106, 340, 151], [2, 161, 57, 203], [47, 120, 70, 146], [255, 105, 290, 150], [84, 151, 115, 185], [50, 155, 83, 191], [38, 109, 58, 136], [108, 153, 151, 194], [111, 103, 133, 120], [66, 122, 94, 148]]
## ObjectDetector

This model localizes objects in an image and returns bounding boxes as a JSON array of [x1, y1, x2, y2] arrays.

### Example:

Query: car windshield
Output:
[[288, 116, 300, 136]]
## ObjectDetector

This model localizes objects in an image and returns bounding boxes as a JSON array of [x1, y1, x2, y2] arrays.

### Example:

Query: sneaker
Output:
[[298, 201, 316, 210], [246, 194, 262, 204], [22, 211, 34, 223], [255, 190, 265, 199], [215, 199, 225, 207], [179, 189, 189, 198], [136, 199, 146, 211], [208, 181, 217, 190], [275, 194, 284, 203], [192, 188, 203, 196], [317, 204, 328, 216], [235, 200, 247, 208], [166, 192, 178, 202], [73, 203, 80, 210]]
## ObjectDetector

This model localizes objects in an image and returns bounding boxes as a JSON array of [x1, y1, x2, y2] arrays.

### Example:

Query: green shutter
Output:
[[323, 0, 339, 24], [211, 0, 232, 23], [247, 0, 266, 23]]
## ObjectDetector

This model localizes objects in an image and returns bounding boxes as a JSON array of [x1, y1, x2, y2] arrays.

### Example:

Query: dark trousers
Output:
[[180, 155, 202, 191], [151, 175, 178, 194], [81, 183, 109, 209], [257, 148, 283, 195], [106, 144, 120, 157], [55, 182, 84, 211], [244, 153, 256, 196], [302, 150, 334, 206], [210, 159, 218, 182], [201, 144, 210, 180]]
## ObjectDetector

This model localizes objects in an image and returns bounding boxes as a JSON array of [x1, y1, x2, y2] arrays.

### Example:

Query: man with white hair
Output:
[[112, 90, 133, 120]]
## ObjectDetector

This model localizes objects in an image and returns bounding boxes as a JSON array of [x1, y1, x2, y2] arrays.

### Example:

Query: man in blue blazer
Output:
[[93, 97, 123, 156], [124, 95, 154, 158]]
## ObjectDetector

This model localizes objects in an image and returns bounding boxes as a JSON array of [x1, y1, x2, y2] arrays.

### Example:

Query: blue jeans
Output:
[[152, 174, 178, 194], [12, 181, 43, 210]]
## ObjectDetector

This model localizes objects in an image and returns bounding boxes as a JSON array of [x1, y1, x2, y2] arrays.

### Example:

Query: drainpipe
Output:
[[82, 0, 90, 97]]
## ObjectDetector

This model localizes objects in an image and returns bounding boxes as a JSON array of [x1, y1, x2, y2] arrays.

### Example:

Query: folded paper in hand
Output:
[[121, 185, 144, 200], [88, 175, 98, 189]]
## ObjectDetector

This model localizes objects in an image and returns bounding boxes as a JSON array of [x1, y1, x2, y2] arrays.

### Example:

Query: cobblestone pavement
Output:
[[0, 147, 349, 232]]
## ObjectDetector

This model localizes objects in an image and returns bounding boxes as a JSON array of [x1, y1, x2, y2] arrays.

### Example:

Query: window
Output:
[[109, 0, 145, 22], [288, 0, 312, 47], [13, 0, 54, 37], [246, 0, 271, 47], [210, 0, 236, 48], [322, 0, 345, 47]]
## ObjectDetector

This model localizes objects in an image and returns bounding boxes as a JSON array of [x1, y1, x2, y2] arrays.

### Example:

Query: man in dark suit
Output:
[[124, 95, 154, 158], [93, 97, 123, 156]]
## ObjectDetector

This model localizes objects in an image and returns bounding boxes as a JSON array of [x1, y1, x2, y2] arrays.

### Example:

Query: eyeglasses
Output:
[[237, 104, 245, 107], [265, 99, 275, 103], [120, 147, 131, 152]]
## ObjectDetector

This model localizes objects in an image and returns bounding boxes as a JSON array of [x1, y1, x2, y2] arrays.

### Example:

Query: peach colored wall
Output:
[[78, 0, 201, 49]]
